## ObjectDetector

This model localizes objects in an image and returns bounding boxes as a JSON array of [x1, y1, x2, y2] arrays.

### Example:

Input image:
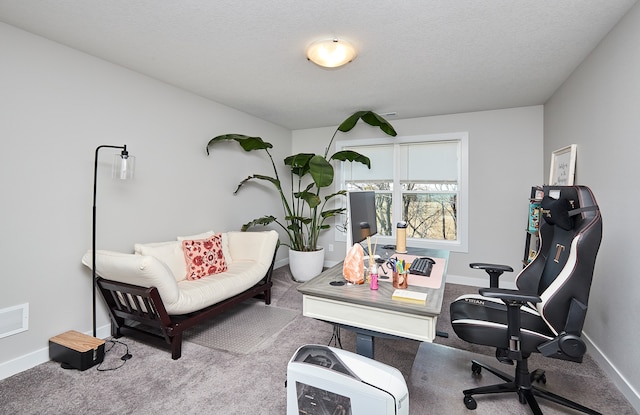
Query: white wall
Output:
[[0, 23, 291, 377], [293, 106, 544, 284], [544, 2, 640, 408]]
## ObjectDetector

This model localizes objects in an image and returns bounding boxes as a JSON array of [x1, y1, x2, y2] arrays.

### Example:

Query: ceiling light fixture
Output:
[[306, 38, 357, 68]]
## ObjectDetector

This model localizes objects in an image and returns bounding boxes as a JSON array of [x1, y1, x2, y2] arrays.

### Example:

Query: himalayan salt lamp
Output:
[[343, 243, 365, 284]]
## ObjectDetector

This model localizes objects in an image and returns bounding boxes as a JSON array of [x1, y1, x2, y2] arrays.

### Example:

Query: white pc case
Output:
[[287, 344, 409, 415]]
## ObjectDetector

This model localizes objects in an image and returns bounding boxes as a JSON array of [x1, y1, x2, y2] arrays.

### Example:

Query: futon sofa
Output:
[[82, 230, 279, 359]]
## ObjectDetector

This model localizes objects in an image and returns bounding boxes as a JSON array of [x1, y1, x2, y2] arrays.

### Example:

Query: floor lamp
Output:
[[92, 145, 135, 338]]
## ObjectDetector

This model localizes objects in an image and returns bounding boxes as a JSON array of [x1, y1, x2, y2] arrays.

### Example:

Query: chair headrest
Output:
[[541, 195, 574, 230], [541, 193, 600, 231]]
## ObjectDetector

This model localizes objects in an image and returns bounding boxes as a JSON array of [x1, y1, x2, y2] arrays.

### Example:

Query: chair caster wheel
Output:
[[531, 369, 546, 384], [464, 395, 477, 410], [471, 362, 482, 375], [518, 390, 527, 404]]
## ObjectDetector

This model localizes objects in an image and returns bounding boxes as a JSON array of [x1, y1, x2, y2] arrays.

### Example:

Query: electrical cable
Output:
[[96, 339, 132, 372]]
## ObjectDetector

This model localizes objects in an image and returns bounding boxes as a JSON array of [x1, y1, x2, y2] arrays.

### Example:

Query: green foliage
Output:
[[206, 111, 397, 251]]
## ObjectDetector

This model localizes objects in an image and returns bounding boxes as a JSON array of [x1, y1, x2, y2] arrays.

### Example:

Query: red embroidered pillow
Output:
[[182, 234, 228, 280]]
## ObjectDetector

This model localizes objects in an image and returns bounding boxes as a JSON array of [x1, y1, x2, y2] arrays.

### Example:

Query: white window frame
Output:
[[335, 132, 468, 253]]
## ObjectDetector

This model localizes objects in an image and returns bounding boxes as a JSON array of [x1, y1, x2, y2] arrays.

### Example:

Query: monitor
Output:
[[348, 191, 378, 245]]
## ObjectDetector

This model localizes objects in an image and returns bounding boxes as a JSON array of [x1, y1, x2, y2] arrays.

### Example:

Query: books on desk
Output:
[[392, 289, 427, 305]]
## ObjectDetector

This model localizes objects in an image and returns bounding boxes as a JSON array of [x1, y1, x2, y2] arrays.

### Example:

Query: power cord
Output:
[[96, 339, 132, 372]]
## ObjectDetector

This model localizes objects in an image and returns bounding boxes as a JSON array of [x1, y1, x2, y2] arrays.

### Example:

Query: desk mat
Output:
[[378, 254, 445, 289]]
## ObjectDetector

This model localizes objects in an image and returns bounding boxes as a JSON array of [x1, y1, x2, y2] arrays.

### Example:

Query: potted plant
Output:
[[206, 110, 397, 281]]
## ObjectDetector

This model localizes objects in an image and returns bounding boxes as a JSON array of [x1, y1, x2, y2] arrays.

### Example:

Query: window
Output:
[[336, 132, 468, 252]]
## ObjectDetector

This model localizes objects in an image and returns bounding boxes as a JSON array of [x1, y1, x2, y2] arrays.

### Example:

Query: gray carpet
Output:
[[0, 266, 635, 414]]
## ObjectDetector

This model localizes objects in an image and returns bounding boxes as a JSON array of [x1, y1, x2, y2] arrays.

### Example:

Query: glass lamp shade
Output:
[[113, 153, 135, 180], [306, 39, 357, 68]]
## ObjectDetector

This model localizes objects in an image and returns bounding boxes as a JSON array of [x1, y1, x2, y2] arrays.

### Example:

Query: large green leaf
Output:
[[330, 150, 371, 168], [286, 216, 312, 225], [206, 134, 273, 155], [320, 208, 346, 218], [284, 153, 314, 177], [337, 110, 397, 137], [308, 155, 334, 188], [295, 190, 321, 208], [234, 174, 281, 194], [241, 215, 277, 231], [325, 189, 347, 199]]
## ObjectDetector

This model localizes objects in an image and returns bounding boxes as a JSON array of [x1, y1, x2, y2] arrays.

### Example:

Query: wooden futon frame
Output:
[[96, 254, 276, 360]]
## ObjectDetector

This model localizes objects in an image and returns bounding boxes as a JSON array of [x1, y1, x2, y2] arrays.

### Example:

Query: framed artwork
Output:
[[549, 144, 577, 185]]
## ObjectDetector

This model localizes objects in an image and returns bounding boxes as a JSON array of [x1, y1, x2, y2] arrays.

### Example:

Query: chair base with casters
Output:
[[462, 357, 601, 415]]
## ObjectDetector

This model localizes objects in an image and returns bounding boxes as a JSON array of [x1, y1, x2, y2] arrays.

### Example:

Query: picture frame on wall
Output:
[[549, 144, 577, 185]]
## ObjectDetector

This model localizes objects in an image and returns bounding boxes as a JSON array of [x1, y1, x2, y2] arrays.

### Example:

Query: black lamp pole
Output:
[[92, 144, 131, 338]]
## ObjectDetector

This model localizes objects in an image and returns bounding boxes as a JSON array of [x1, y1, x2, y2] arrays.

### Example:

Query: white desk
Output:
[[297, 248, 449, 358]]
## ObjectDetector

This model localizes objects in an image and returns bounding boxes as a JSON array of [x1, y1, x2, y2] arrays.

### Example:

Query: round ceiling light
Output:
[[306, 38, 357, 68]]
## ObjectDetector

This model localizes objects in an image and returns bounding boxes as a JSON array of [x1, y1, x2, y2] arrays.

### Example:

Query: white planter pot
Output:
[[289, 248, 325, 282]]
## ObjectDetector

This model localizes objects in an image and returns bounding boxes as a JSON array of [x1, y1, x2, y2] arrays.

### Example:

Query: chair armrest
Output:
[[470, 263, 514, 288], [479, 287, 541, 361], [479, 287, 541, 305], [470, 263, 514, 273]]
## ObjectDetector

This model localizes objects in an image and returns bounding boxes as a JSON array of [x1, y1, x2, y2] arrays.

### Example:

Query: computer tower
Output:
[[287, 344, 409, 415]]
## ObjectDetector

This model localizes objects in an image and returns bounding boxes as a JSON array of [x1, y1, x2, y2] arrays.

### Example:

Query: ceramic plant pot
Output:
[[289, 248, 325, 282]]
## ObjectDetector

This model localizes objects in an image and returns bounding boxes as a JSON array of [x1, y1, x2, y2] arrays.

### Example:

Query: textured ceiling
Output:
[[0, 0, 637, 129]]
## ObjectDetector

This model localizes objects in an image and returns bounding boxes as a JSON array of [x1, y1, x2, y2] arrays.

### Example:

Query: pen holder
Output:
[[393, 271, 408, 289]]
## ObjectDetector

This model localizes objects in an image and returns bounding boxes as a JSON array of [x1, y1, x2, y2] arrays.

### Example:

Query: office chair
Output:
[[450, 185, 602, 415]]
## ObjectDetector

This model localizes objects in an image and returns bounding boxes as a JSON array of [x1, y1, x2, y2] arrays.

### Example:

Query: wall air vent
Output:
[[0, 303, 29, 339]]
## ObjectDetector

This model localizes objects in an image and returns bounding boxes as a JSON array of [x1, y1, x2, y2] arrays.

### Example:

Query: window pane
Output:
[[400, 182, 458, 192], [345, 182, 393, 192], [402, 193, 458, 240], [344, 144, 394, 181], [400, 141, 459, 181]]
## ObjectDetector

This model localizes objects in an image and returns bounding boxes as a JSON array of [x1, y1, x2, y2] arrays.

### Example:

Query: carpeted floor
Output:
[[0, 266, 635, 414], [183, 301, 298, 354]]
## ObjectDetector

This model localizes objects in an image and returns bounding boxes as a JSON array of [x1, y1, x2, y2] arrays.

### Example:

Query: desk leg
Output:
[[328, 324, 343, 349], [355, 332, 374, 359]]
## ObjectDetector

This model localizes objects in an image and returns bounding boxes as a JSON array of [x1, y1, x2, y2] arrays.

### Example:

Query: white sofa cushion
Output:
[[134, 241, 186, 282], [82, 250, 180, 306], [226, 231, 278, 262]]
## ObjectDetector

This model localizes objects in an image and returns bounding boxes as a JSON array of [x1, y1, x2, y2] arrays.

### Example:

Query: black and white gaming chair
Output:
[[450, 185, 602, 415]]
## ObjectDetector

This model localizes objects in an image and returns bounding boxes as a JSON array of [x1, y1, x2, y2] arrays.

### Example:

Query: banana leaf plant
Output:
[[206, 110, 397, 252]]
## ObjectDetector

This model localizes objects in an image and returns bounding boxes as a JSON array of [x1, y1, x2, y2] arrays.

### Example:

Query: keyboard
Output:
[[409, 257, 435, 276]]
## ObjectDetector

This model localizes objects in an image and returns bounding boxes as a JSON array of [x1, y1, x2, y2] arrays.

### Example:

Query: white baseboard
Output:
[[324, 259, 340, 268], [274, 257, 289, 270], [275, 258, 340, 270], [583, 333, 640, 411], [0, 347, 48, 381], [0, 325, 111, 381]]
